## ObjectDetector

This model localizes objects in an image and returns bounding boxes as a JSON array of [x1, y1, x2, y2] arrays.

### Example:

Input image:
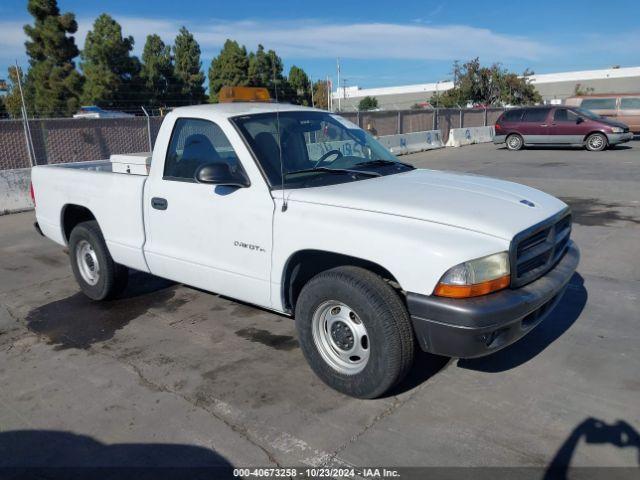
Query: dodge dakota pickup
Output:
[[31, 102, 580, 398]]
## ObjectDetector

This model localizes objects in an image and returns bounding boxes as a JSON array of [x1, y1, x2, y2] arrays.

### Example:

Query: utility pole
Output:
[[309, 75, 314, 108], [15, 61, 35, 167], [141, 106, 153, 153], [336, 58, 341, 111]]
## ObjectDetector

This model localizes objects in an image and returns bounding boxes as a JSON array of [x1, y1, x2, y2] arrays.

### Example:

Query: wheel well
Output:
[[282, 250, 400, 312], [62, 204, 96, 242], [583, 131, 608, 142]]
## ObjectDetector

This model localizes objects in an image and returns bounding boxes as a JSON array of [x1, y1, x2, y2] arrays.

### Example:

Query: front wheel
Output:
[[506, 133, 524, 151], [585, 133, 607, 151], [295, 266, 415, 398], [69, 220, 128, 300]]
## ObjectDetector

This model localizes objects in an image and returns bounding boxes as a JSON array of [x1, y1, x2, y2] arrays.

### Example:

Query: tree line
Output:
[[1, 0, 329, 119]]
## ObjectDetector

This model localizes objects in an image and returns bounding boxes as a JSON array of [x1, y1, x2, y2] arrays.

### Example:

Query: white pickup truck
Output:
[[31, 103, 579, 398]]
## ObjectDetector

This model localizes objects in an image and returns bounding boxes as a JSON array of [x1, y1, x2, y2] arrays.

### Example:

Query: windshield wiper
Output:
[[284, 167, 381, 177], [354, 159, 415, 169]]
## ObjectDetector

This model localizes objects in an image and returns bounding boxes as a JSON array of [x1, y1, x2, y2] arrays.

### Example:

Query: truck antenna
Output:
[[273, 65, 287, 212]]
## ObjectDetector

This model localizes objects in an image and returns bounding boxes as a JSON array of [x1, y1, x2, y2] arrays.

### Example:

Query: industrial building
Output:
[[331, 66, 640, 111]]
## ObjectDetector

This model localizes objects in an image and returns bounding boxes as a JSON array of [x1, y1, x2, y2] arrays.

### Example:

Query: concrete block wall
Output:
[[0, 169, 32, 215]]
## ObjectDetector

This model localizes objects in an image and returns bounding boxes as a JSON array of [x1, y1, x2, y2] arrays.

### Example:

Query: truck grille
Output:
[[511, 211, 572, 287]]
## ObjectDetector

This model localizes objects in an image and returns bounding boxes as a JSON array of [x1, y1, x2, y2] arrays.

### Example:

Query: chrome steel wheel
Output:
[[507, 134, 523, 150], [587, 134, 605, 151], [75, 239, 100, 286], [311, 300, 370, 375]]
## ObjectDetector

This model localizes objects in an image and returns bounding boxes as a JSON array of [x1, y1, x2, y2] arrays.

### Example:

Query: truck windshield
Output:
[[232, 111, 413, 189]]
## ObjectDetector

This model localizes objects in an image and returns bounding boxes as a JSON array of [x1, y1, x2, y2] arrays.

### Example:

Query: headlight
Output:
[[611, 127, 624, 133], [434, 252, 510, 298]]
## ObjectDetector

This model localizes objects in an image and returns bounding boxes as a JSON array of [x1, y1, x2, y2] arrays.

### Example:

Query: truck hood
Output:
[[285, 169, 568, 240]]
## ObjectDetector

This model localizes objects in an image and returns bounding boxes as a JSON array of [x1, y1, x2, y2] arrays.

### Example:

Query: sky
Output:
[[1, 0, 639, 91]]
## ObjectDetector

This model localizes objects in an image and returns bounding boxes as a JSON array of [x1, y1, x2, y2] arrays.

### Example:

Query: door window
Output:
[[580, 98, 617, 110], [620, 97, 640, 110], [522, 109, 550, 122], [501, 109, 524, 122], [553, 109, 580, 122], [164, 118, 241, 181]]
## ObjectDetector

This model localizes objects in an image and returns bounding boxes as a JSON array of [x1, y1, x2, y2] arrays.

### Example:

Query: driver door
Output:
[[143, 117, 274, 307], [549, 108, 584, 145]]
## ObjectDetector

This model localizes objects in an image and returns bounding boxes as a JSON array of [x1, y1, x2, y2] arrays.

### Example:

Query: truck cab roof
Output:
[[169, 102, 325, 119]]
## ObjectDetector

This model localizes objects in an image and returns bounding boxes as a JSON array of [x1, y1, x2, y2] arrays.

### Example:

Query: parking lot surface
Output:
[[0, 141, 639, 472]]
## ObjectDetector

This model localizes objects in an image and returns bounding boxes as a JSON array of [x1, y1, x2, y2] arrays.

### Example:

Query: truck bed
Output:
[[45, 159, 114, 173], [31, 160, 150, 272]]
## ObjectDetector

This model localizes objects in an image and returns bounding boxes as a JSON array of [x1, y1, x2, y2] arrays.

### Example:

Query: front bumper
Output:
[[608, 132, 633, 144], [407, 241, 580, 358]]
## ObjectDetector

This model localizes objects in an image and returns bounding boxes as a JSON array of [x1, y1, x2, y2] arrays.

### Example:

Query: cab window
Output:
[[553, 109, 579, 122], [620, 97, 640, 110], [580, 98, 617, 110], [164, 118, 241, 181]]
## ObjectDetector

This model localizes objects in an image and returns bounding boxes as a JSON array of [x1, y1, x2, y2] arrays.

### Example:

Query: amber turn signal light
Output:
[[434, 274, 510, 298]]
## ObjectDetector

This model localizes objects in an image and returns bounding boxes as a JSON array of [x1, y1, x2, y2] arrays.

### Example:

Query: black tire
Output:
[[506, 133, 524, 151], [69, 220, 128, 301], [295, 266, 414, 399], [585, 132, 607, 151]]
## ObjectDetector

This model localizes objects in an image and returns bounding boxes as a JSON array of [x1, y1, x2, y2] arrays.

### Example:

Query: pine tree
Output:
[[246, 45, 289, 100], [208, 40, 249, 103], [3, 66, 30, 118], [266, 49, 290, 101], [140, 34, 175, 107], [247, 45, 271, 89], [23, 0, 83, 117], [288, 65, 311, 106], [173, 27, 206, 104], [80, 14, 140, 110], [0, 96, 7, 119]]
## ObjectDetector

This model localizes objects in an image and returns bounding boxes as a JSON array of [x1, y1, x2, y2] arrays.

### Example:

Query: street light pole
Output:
[[15, 61, 35, 167], [336, 58, 341, 112]]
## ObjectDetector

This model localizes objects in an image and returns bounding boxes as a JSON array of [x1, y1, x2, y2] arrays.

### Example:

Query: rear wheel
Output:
[[585, 133, 607, 151], [69, 220, 128, 300], [295, 266, 414, 398], [506, 133, 524, 151]]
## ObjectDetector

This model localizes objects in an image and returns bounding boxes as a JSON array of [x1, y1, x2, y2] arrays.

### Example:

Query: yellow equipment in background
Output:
[[218, 86, 271, 103]]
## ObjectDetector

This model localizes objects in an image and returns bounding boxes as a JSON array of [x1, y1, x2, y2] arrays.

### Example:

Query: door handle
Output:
[[540, 124, 548, 127], [151, 197, 168, 210]]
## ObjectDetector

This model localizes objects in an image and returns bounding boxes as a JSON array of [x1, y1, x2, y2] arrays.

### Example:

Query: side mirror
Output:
[[576, 116, 584, 124], [195, 163, 250, 188]]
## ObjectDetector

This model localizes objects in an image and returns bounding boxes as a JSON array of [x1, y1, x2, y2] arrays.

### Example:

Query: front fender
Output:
[[271, 200, 509, 309]]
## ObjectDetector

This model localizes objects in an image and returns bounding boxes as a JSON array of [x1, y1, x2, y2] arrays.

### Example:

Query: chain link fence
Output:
[[0, 108, 505, 171], [0, 117, 163, 170], [340, 108, 505, 143]]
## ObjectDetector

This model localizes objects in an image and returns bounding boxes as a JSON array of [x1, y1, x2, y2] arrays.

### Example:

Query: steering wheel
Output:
[[313, 149, 343, 168]]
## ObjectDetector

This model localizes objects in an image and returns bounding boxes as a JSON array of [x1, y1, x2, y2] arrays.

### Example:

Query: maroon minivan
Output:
[[494, 106, 633, 151]]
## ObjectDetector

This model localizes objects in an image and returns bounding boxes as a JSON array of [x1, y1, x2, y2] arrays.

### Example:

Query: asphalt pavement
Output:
[[0, 140, 638, 475]]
